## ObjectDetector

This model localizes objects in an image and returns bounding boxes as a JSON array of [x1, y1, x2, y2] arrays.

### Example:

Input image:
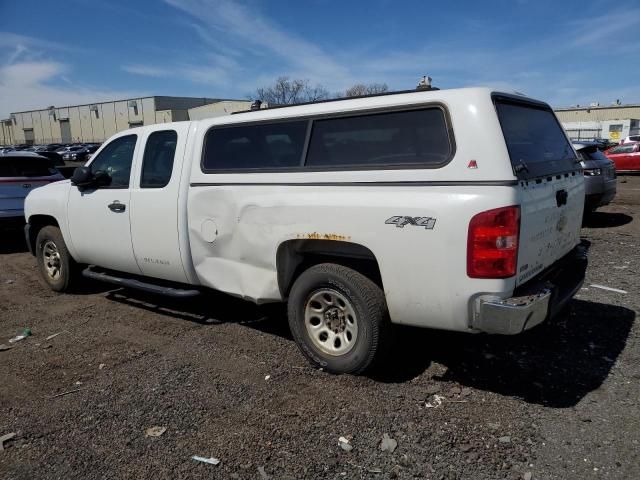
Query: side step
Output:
[[82, 266, 200, 298]]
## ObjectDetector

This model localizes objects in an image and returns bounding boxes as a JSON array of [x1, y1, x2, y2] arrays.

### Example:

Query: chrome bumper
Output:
[[472, 246, 587, 335], [473, 289, 552, 335]]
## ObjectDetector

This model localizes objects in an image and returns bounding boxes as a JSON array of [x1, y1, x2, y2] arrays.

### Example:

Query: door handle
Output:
[[108, 201, 126, 213]]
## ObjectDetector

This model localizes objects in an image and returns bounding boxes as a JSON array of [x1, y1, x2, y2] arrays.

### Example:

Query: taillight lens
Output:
[[467, 206, 520, 278]]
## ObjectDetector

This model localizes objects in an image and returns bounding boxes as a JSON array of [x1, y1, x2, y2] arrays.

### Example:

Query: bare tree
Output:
[[254, 76, 330, 105], [344, 83, 389, 97]]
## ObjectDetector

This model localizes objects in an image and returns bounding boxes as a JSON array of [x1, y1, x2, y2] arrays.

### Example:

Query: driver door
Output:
[[67, 133, 142, 274]]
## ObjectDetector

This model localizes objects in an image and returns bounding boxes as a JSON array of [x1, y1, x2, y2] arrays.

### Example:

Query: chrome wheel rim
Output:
[[304, 288, 358, 356], [42, 240, 62, 280]]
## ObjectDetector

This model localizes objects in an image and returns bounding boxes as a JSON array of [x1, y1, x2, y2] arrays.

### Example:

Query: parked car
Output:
[[35, 151, 65, 167], [573, 142, 617, 212], [1, 152, 64, 227], [24, 87, 587, 374], [60, 145, 99, 162], [592, 138, 618, 150], [620, 135, 640, 144], [61, 146, 87, 161], [604, 142, 640, 172], [55, 144, 81, 153], [27, 143, 64, 152]]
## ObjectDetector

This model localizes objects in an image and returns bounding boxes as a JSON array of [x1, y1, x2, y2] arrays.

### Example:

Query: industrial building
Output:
[[187, 100, 256, 120], [555, 103, 640, 142], [1, 96, 252, 145]]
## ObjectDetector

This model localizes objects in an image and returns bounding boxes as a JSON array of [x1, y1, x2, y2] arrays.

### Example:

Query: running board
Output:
[[82, 266, 200, 298]]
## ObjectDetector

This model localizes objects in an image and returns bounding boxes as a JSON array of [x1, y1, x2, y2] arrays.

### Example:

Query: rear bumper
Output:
[[584, 175, 617, 210], [472, 245, 588, 335], [585, 190, 616, 210]]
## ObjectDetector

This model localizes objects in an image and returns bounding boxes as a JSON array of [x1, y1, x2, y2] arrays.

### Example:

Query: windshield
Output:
[[494, 97, 577, 179], [609, 145, 636, 154]]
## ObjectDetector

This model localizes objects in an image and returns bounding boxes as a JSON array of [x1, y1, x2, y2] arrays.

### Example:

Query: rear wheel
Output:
[[35, 226, 77, 292], [287, 263, 389, 374]]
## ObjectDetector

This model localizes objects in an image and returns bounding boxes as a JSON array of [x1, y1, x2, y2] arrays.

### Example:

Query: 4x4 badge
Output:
[[385, 216, 436, 230]]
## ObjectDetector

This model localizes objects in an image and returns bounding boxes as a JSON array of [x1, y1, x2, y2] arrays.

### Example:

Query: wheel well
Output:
[[276, 240, 383, 298], [26, 215, 59, 256]]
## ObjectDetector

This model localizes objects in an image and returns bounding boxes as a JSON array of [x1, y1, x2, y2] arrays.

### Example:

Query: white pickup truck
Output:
[[24, 87, 587, 374]]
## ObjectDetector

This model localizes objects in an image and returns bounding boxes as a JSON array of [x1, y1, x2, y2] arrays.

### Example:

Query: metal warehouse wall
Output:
[[154, 96, 218, 111], [188, 100, 253, 120], [5, 96, 226, 145], [1, 121, 14, 145], [9, 97, 157, 144], [555, 105, 640, 122]]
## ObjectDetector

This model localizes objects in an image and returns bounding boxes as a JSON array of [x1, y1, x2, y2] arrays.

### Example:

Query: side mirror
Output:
[[93, 170, 112, 187], [70, 166, 94, 188]]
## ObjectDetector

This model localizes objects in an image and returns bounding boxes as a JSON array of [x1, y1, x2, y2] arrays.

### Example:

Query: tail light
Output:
[[467, 206, 520, 278]]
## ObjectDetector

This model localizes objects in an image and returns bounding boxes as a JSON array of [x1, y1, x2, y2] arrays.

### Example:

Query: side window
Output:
[[305, 108, 452, 168], [140, 130, 178, 188], [89, 134, 137, 188], [202, 121, 307, 171]]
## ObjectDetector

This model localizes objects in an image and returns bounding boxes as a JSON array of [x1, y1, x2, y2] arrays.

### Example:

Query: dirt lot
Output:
[[1, 177, 639, 480]]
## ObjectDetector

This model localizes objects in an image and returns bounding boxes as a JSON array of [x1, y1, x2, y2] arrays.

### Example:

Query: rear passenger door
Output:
[[129, 124, 190, 283]]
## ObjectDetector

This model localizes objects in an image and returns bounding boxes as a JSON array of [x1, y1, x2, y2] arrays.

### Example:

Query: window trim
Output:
[[200, 103, 456, 174], [139, 129, 178, 189], [87, 133, 137, 190]]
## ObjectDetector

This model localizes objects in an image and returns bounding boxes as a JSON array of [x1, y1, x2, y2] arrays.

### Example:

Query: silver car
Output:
[[0, 152, 64, 227], [573, 141, 617, 212]]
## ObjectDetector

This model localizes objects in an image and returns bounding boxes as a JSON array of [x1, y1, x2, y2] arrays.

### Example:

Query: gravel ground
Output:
[[1, 176, 638, 480]]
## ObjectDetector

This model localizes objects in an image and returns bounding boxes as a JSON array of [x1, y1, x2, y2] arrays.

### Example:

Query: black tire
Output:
[[35, 226, 77, 292], [287, 263, 389, 374]]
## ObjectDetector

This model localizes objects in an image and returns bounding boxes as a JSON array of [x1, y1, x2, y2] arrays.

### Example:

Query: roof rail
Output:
[[232, 86, 441, 115]]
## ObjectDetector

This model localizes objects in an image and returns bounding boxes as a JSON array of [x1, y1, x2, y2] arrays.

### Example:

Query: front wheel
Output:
[[287, 263, 389, 374], [35, 226, 77, 292]]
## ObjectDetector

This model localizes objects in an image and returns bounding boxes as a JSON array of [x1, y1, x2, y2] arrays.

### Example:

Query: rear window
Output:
[[494, 98, 577, 178], [576, 146, 610, 162], [0, 156, 56, 177]]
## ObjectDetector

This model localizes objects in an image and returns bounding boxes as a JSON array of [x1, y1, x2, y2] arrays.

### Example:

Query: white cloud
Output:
[[158, 1, 640, 105], [0, 61, 143, 117], [569, 9, 640, 47], [0, 32, 145, 117], [122, 64, 170, 77], [164, 0, 354, 89]]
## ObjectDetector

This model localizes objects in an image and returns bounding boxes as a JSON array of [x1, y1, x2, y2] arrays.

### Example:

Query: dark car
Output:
[[62, 144, 100, 162], [573, 141, 617, 212], [35, 151, 65, 167], [0, 152, 64, 227], [61, 146, 88, 161]]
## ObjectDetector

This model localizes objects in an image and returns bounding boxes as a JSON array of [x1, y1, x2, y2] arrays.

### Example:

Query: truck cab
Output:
[[24, 87, 587, 374]]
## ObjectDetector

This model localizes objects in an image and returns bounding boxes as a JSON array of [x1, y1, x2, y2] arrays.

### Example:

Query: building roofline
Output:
[[9, 96, 247, 115], [555, 104, 640, 111]]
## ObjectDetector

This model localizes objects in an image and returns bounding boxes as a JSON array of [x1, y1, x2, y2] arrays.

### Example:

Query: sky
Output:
[[0, 0, 639, 117]]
